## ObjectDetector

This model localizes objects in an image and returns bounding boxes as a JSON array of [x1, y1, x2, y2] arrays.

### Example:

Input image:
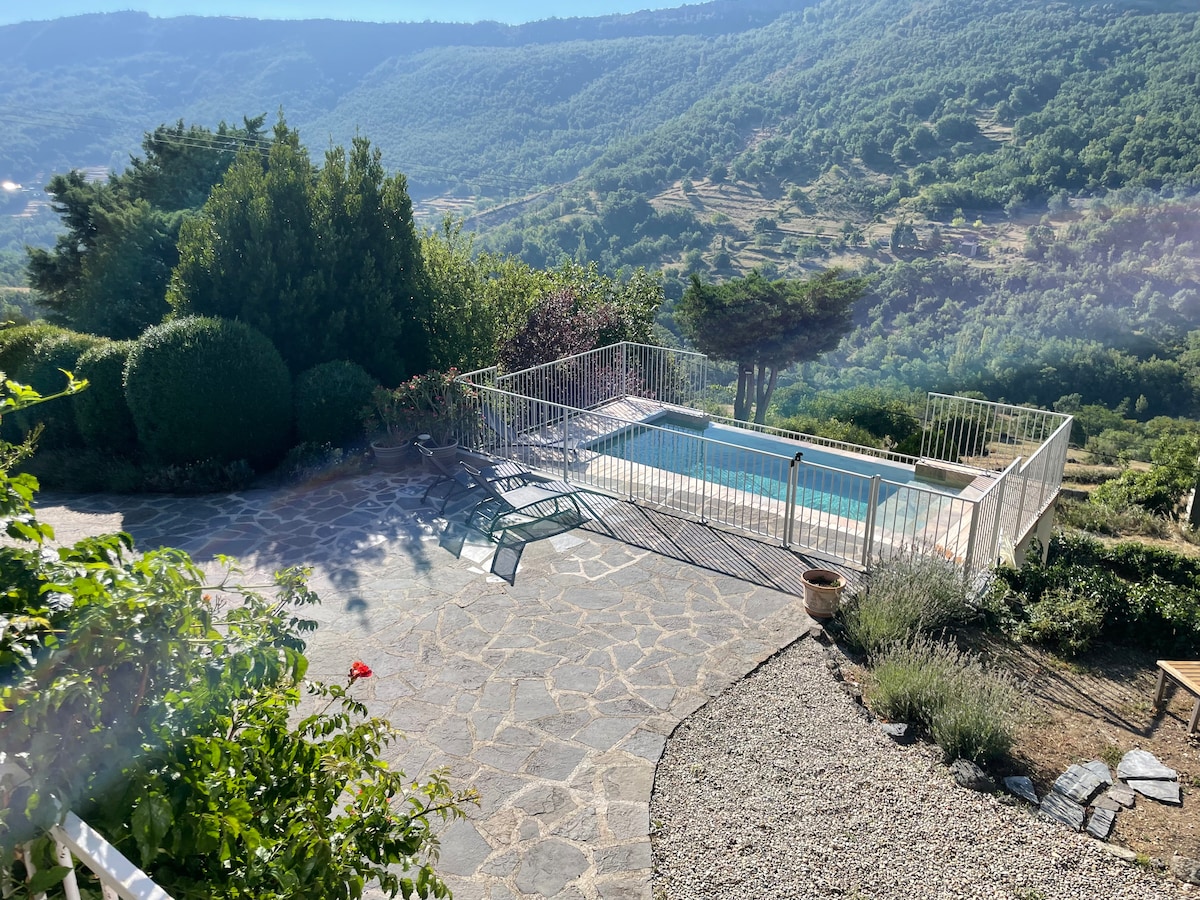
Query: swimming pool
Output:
[[592, 418, 939, 522]]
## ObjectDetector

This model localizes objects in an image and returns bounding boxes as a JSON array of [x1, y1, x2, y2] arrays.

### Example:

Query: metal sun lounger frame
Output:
[[417, 443, 527, 513], [460, 460, 593, 542]]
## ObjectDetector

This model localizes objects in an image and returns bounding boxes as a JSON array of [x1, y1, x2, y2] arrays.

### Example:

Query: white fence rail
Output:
[[965, 457, 1021, 578], [7, 813, 172, 900], [461, 342, 707, 413], [921, 392, 1071, 469], [462, 348, 1071, 580], [705, 413, 919, 467]]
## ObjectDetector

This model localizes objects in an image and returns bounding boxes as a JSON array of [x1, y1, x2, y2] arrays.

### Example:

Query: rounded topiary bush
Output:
[[294, 360, 376, 447], [125, 317, 293, 467], [13, 331, 107, 447], [74, 340, 139, 453], [0, 323, 68, 381], [0, 324, 70, 443]]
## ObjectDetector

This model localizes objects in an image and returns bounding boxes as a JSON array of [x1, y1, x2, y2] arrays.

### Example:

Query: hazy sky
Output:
[[5, 2, 700, 25]]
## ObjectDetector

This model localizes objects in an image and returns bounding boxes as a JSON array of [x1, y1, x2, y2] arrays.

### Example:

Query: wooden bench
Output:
[[1153, 660, 1200, 734]]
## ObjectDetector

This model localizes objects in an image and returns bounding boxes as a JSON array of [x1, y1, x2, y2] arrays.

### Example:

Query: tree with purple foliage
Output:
[[498, 288, 618, 372], [498, 285, 659, 410]]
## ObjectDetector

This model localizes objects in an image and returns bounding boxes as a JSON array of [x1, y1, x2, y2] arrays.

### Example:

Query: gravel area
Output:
[[650, 638, 1192, 900]]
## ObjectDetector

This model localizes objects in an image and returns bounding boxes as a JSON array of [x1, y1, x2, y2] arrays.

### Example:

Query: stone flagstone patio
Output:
[[35, 469, 832, 900]]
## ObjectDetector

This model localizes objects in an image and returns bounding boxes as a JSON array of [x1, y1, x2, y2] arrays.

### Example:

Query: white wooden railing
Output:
[[6, 813, 172, 900]]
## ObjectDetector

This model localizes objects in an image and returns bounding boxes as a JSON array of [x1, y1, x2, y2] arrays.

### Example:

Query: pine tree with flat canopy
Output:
[[677, 268, 866, 423]]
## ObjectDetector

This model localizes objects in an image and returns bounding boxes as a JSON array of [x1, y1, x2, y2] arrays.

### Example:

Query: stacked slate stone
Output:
[[1003, 749, 1181, 842], [1116, 749, 1183, 805]]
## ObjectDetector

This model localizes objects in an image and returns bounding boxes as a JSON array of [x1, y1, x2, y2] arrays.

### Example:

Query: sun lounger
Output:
[[482, 406, 583, 460], [460, 460, 592, 541], [417, 443, 526, 513]]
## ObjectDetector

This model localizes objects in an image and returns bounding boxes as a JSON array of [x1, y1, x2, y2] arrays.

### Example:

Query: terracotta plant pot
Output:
[[801, 568, 845, 619], [371, 439, 409, 472]]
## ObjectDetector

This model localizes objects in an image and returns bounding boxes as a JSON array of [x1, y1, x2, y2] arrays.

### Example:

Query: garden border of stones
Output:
[[817, 636, 1198, 889], [1009, 749, 1196, 886]]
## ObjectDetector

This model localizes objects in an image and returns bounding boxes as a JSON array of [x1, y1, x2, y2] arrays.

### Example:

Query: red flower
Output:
[[349, 661, 373, 681]]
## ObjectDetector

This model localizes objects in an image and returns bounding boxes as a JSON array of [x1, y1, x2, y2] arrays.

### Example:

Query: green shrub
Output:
[[1119, 576, 1200, 656], [1091, 468, 1180, 516], [74, 340, 138, 452], [0, 324, 69, 444], [870, 637, 954, 726], [26, 449, 256, 494], [929, 670, 1019, 765], [125, 317, 293, 468], [140, 458, 256, 494], [277, 442, 369, 486], [1056, 496, 1170, 538], [995, 532, 1200, 657], [871, 637, 1018, 765], [1015, 578, 1110, 656], [1066, 466, 1122, 485], [0, 323, 67, 381], [1089, 435, 1199, 516], [840, 549, 969, 659], [775, 413, 879, 449], [13, 331, 106, 447], [294, 360, 376, 447], [22, 446, 144, 493]]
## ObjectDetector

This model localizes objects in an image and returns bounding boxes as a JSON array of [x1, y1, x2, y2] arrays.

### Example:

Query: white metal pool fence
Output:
[[460, 346, 1072, 582], [463, 341, 708, 412]]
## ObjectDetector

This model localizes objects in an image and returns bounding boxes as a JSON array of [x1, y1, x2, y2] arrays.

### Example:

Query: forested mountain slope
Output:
[[5, 0, 1197, 220], [485, 0, 1200, 273], [5, 0, 1200, 423], [0, 1, 808, 191]]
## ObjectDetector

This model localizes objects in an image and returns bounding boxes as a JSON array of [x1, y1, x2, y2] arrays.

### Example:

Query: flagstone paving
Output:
[[36, 470, 826, 900]]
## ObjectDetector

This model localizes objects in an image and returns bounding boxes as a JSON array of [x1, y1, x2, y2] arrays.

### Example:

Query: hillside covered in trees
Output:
[[5, 0, 1200, 428], [3, 0, 1197, 221]]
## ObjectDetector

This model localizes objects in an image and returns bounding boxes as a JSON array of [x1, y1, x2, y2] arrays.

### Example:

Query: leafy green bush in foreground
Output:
[[12, 330, 105, 447], [1, 380, 472, 899]]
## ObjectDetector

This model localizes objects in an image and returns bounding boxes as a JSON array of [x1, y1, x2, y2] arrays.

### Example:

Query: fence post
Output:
[[989, 462, 1012, 566], [698, 439, 709, 524], [920, 393, 935, 459], [783, 452, 801, 548], [562, 412, 572, 482], [861, 475, 881, 568], [1014, 459, 1031, 540], [962, 498, 982, 587], [53, 838, 82, 900], [621, 343, 628, 400], [21, 843, 43, 900]]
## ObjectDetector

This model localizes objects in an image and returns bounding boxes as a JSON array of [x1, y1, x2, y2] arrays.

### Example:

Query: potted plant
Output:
[[363, 384, 413, 471], [362, 370, 480, 471], [800, 568, 845, 619]]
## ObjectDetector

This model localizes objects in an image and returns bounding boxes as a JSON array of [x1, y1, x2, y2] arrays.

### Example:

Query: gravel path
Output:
[[650, 638, 1191, 900]]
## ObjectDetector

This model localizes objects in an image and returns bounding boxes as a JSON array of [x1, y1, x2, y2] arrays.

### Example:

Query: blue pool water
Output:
[[593, 419, 925, 521]]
